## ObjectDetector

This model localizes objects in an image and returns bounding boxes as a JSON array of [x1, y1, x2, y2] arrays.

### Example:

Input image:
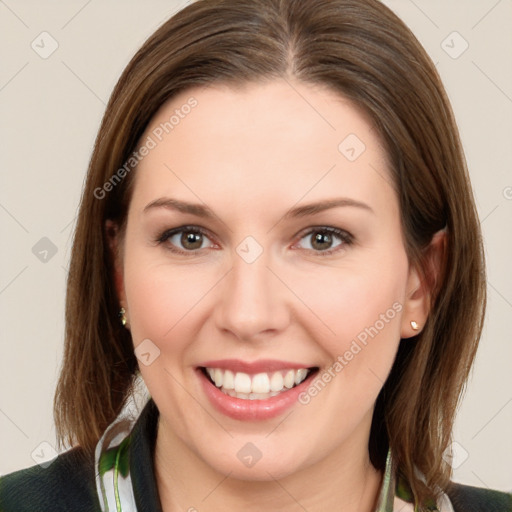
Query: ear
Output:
[[105, 219, 126, 306], [401, 229, 447, 338]]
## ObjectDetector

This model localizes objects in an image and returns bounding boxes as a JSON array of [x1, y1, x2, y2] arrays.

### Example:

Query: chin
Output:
[[195, 436, 313, 482]]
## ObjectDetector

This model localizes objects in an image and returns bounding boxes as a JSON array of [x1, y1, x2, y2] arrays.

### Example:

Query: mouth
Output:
[[199, 366, 320, 401]]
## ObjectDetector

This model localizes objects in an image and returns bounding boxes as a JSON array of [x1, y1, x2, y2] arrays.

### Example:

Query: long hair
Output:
[[54, 0, 486, 506]]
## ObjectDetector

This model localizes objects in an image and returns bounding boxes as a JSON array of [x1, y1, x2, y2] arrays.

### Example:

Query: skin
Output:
[[109, 79, 441, 512]]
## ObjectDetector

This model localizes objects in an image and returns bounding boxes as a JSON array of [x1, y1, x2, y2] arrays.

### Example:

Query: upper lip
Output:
[[199, 359, 316, 374]]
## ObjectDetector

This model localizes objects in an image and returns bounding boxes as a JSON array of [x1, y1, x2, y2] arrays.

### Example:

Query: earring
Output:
[[119, 307, 127, 327], [410, 320, 419, 331]]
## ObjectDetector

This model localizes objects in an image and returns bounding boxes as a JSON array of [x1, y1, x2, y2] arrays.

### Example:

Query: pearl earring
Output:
[[410, 320, 419, 331]]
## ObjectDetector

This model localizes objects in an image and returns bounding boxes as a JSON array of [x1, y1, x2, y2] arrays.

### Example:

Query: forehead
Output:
[[131, 79, 393, 214]]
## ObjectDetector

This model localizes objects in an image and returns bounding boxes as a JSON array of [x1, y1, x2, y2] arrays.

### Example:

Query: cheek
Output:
[[291, 257, 407, 348], [124, 259, 214, 345], [288, 253, 408, 405], [122, 251, 216, 423], [290, 269, 407, 440]]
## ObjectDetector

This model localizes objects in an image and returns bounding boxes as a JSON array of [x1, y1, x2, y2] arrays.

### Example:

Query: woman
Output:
[[1, 0, 510, 510]]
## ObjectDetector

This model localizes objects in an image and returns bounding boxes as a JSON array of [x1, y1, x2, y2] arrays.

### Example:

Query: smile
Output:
[[196, 360, 319, 421], [203, 367, 313, 400]]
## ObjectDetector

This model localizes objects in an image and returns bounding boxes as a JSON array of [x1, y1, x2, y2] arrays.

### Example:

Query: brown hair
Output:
[[54, 0, 486, 506]]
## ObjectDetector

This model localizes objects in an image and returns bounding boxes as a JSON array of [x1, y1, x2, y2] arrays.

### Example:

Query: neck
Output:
[[154, 419, 383, 512]]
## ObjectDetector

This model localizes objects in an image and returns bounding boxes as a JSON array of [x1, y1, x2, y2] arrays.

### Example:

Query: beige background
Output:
[[0, 0, 511, 492]]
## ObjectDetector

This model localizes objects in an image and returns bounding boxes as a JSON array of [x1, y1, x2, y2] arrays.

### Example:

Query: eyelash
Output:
[[155, 225, 354, 257]]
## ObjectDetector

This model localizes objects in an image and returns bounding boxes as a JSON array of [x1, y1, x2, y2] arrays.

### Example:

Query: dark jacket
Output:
[[1, 400, 510, 511]]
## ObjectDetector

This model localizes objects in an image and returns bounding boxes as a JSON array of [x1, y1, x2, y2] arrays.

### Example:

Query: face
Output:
[[113, 79, 426, 481]]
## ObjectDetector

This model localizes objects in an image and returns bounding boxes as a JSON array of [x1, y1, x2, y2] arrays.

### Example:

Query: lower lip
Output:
[[197, 368, 317, 421]]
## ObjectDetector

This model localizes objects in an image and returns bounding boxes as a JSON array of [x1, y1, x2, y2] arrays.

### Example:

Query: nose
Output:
[[213, 249, 291, 342]]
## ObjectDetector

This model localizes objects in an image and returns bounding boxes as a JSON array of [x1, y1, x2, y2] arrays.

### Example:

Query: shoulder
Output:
[[0, 446, 101, 512], [446, 481, 512, 512]]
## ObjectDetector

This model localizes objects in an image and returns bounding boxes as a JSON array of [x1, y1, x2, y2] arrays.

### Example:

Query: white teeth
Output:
[[249, 392, 270, 400], [223, 369, 235, 390], [234, 372, 252, 394], [205, 367, 311, 399], [295, 368, 308, 385], [269, 372, 284, 391], [283, 370, 295, 389], [214, 368, 223, 388], [251, 373, 270, 393]]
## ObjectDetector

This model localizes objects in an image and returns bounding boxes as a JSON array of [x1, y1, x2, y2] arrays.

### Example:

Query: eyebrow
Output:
[[143, 197, 374, 218]]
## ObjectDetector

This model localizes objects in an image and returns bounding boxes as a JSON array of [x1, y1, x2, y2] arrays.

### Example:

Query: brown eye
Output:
[[157, 226, 215, 253], [311, 231, 335, 251], [295, 227, 353, 255], [181, 231, 204, 250]]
